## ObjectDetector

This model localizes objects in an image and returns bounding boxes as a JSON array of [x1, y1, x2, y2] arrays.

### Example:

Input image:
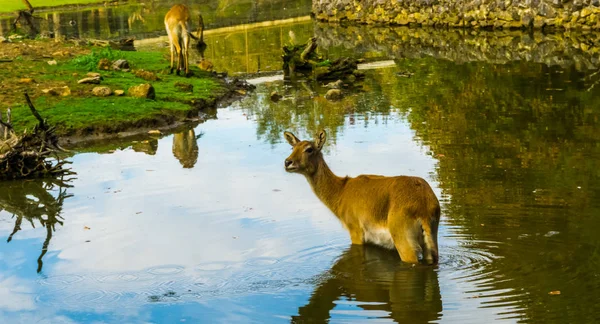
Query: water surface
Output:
[[2, 4, 600, 324]]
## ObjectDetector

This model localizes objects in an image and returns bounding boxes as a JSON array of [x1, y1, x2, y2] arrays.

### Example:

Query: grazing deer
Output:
[[164, 4, 204, 76], [283, 130, 440, 264]]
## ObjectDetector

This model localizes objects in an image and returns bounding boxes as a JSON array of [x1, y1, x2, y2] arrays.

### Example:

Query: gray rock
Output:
[[112, 59, 130, 70], [128, 84, 156, 99], [78, 76, 102, 84]]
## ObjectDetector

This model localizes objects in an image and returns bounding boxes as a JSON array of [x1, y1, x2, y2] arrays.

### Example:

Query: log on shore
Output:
[[282, 37, 364, 82]]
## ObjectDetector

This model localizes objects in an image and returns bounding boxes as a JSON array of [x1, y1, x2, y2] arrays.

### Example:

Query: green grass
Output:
[[6, 43, 229, 137], [0, 0, 105, 13]]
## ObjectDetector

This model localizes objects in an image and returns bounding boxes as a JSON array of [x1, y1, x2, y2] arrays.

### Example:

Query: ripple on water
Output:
[[38, 274, 86, 287], [96, 272, 156, 283], [146, 265, 185, 275]]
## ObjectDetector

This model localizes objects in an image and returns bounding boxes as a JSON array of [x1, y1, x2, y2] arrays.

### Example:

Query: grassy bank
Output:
[[0, 39, 232, 139], [0, 0, 106, 13]]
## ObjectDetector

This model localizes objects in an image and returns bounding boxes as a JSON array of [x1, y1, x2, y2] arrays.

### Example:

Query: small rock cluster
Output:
[[313, 0, 600, 30]]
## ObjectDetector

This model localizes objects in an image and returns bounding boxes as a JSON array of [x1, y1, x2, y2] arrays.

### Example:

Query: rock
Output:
[[593, 0, 600, 7], [581, 7, 594, 17], [325, 89, 343, 100], [92, 86, 112, 97], [270, 91, 282, 102], [128, 83, 156, 99], [114, 90, 125, 96], [0, 36, 7, 43], [42, 86, 71, 97], [148, 130, 161, 135], [134, 70, 159, 81], [112, 59, 130, 70], [573, 0, 584, 10], [77, 76, 102, 84], [8, 34, 23, 40], [87, 72, 101, 78], [198, 59, 214, 71], [539, 3, 557, 17], [19, 78, 35, 84], [325, 79, 344, 89], [97, 58, 110, 70], [549, 0, 563, 7], [174, 82, 193, 92], [47, 60, 57, 66], [52, 51, 70, 57]]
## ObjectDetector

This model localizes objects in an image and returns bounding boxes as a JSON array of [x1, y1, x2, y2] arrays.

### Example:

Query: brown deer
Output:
[[164, 4, 204, 76], [283, 130, 440, 264]]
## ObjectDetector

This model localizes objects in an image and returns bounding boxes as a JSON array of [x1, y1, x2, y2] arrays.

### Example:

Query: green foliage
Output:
[[4, 44, 227, 136], [72, 47, 118, 71], [0, 0, 105, 13]]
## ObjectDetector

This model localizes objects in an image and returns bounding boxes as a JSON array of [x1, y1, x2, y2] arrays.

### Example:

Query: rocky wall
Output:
[[313, 0, 600, 30], [315, 23, 600, 70]]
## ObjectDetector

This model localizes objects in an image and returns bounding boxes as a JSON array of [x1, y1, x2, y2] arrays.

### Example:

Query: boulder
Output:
[[92, 86, 112, 97], [114, 90, 125, 96], [78, 76, 102, 84], [112, 59, 130, 71], [128, 84, 156, 99], [134, 70, 160, 81]]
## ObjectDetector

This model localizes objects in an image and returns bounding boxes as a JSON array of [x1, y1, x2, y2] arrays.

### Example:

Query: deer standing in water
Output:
[[164, 4, 205, 76], [283, 130, 440, 264]]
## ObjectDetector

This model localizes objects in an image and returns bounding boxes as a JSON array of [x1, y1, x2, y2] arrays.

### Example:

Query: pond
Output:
[[2, 2, 600, 323]]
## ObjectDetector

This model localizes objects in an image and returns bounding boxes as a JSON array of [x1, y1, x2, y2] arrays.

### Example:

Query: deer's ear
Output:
[[284, 131, 300, 146], [315, 130, 327, 151]]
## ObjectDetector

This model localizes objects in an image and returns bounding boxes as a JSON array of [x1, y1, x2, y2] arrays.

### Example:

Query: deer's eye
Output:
[[305, 147, 314, 154]]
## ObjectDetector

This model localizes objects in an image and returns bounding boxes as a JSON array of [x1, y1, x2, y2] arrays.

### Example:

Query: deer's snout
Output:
[[284, 159, 293, 168]]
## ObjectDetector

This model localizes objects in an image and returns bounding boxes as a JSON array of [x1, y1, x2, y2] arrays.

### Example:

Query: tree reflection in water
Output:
[[1, 179, 73, 273]]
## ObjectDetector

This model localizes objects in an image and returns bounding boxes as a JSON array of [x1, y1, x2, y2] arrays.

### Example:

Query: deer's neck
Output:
[[305, 157, 346, 214]]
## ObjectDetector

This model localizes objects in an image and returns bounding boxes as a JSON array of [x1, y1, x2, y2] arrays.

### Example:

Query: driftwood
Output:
[[0, 93, 74, 180], [282, 37, 364, 82]]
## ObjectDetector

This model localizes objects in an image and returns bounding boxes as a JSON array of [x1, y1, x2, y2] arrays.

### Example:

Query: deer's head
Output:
[[283, 130, 327, 175]]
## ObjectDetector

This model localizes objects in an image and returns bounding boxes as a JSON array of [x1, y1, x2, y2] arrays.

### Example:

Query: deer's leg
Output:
[[183, 35, 190, 76], [389, 216, 422, 264]]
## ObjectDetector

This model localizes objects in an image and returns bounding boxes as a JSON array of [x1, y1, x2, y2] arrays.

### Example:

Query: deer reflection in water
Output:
[[172, 129, 201, 168], [2, 179, 73, 273], [292, 245, 442, 323]]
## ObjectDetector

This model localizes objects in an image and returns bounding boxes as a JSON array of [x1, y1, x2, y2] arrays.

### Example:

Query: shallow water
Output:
[[3, 2, 600, 323]]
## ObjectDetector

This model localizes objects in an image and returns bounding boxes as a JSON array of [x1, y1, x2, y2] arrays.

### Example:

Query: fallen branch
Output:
[[0, 93, 74, 180]]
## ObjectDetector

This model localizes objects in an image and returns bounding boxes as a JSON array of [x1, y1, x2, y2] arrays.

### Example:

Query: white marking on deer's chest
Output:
[[363, 225, 395, 250]]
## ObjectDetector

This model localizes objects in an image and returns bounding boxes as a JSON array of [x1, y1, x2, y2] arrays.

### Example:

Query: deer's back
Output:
[[338, 175, 439, 223], [165, 4, 191, 26]]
